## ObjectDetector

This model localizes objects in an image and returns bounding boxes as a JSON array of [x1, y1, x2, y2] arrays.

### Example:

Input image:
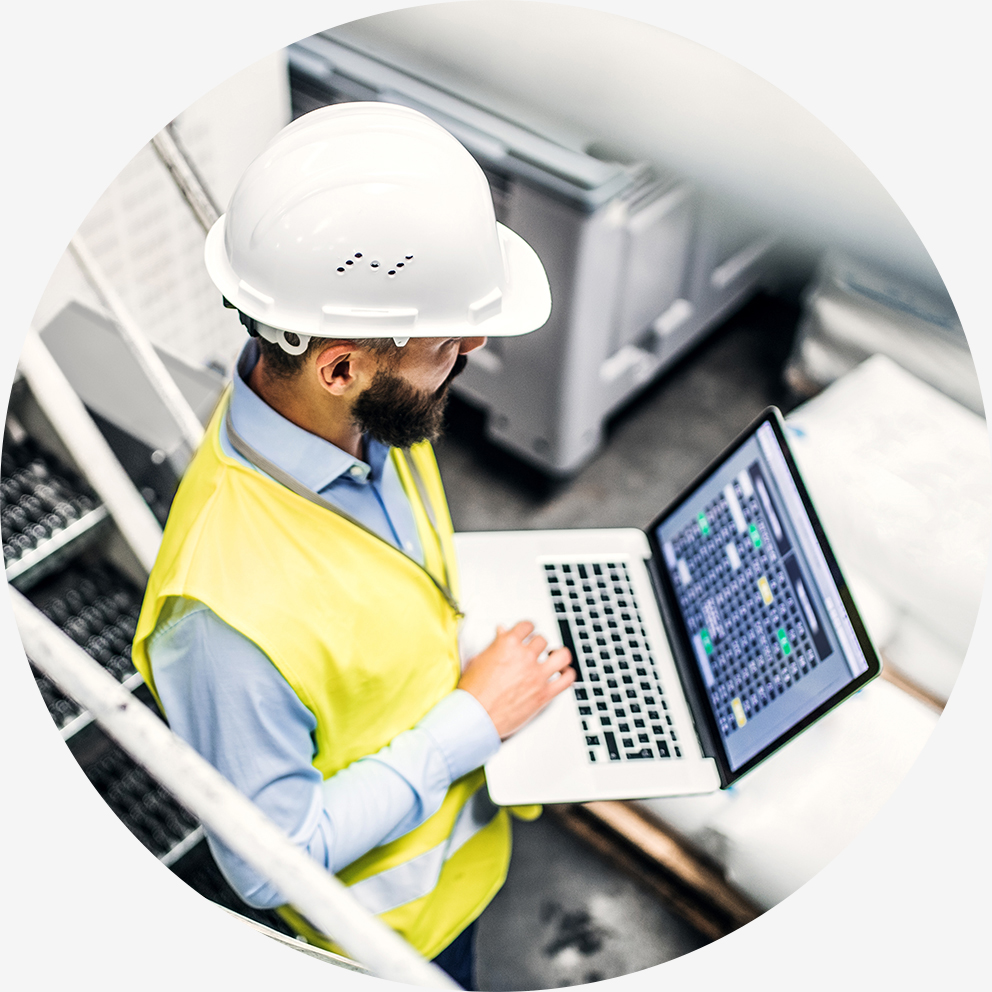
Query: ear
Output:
[[313, 341, 374, 396]]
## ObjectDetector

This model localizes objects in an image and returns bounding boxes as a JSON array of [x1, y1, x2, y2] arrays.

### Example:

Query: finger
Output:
[[546, 646, 574, 671], [546, 664, 576, 697], [496, 624, 507, 636], [508, 620, 536, 642], [526, 634, 549, 658]]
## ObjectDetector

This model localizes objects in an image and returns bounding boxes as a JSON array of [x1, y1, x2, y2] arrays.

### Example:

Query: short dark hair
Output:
[[233, 307, 398, 380]]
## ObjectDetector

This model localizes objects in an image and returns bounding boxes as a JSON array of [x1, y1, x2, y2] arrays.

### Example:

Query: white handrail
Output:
[[17, 329, 164, 572], [151, 124, 221, 234], [67, 234, 205, 458], [12, 590, 459, 988]]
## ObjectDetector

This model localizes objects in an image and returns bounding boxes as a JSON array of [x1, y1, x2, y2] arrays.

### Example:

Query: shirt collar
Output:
[[229, 340, 388, 492]]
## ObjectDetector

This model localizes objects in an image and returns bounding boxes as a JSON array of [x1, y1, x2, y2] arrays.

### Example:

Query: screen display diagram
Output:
[[654, 421, 870, 772]]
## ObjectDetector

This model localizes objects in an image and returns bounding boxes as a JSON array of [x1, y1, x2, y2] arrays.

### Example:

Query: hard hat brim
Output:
[[204, 214, 552, 340]]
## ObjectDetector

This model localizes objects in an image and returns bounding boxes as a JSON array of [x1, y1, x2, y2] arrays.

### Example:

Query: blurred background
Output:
[[7, 4, 989, 988]]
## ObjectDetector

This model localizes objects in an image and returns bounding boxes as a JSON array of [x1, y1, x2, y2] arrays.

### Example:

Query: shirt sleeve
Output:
[[148, 599, 500, 909]]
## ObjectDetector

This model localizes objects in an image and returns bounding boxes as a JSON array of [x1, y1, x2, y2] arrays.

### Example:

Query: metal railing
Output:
[[66, 234, 205, 460], [17, 328, 164, 572], [13, 589, 458, 988], [150, 123, 221, 234]]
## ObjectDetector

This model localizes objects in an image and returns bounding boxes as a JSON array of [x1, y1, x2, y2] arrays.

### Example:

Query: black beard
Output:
[[351, 353, 468, 448]]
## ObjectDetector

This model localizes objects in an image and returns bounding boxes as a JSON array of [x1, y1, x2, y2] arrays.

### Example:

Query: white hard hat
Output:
[[204, 102, 551, 352]]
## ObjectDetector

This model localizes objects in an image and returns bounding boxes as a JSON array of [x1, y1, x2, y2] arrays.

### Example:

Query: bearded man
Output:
[[132, 103, 572, 988]]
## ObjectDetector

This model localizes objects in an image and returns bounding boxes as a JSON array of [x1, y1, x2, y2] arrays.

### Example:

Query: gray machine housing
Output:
[[289, 34, 779, 475]]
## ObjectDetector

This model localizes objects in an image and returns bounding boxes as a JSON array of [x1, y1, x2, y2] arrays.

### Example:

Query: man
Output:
[[132, 102, 573, 986]]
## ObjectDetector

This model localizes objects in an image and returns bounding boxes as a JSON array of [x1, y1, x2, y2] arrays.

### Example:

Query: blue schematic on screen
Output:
[[655, 424, 868, 772]]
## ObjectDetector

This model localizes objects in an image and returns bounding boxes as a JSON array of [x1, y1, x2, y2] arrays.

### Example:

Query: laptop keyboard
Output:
[[543, 560, 683, 765]]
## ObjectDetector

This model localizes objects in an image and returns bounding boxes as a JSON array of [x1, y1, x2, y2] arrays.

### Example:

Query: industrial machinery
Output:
[[4, 361, 295, 937]]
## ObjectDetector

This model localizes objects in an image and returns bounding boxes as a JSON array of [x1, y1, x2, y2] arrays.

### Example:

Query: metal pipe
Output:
[[12, 590, 459, 988], [17, 329, 163, 573], [67, 234, 205, 458], [151, 124, 221, 234]]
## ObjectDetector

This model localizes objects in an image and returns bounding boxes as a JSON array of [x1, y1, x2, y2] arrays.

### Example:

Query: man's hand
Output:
[[458, 620, 575, 740]]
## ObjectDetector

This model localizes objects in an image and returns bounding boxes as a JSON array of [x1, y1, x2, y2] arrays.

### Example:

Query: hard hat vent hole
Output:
[[396, 263, 404, 268], [354, 252, 363, 258], [371, 261, 379, 268], [284, 332, 301, 348], [388, 270, 396, 277], [405, 255, 413, 260], [336, 267, 345, 274], [345, 260, 354, 266]]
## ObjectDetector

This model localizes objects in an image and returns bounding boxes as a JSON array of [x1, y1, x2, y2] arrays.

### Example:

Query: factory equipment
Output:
[[288, 33, 779, 474], [4, 355, 297, 939], [39, 300, 225, 524], [785, 251, 982, 416]]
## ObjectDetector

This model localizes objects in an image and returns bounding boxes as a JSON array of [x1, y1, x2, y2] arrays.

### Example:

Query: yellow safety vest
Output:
[[133, 397, 511, 958]]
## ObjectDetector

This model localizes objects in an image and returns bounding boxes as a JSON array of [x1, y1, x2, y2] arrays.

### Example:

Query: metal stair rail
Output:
[[66, 234, 205, 465], [17, 327, 164, 572], [12, 588, 459, 988]]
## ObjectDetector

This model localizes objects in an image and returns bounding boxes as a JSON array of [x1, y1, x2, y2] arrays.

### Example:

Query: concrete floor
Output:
[[475, 816, 708, 990], [434, 292, 800, 989]]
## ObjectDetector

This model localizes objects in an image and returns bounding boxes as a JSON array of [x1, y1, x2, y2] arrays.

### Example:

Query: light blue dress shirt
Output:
[[147, 341, 500, 908]]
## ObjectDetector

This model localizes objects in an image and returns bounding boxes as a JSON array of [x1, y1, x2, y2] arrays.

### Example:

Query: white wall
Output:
[[330, 2, 945, 296]]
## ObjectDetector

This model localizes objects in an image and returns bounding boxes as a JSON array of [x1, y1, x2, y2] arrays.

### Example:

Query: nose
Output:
[[458, 337, 487, 355]]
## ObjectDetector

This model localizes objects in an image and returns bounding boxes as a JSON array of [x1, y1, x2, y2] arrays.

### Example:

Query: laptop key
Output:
[[604, 732, 620, 761], [557, 619, 581, 681], [625, 748, 654, 760]]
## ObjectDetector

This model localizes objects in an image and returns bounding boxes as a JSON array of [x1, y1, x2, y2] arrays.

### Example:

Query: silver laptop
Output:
[[454, 408, 881, 805]]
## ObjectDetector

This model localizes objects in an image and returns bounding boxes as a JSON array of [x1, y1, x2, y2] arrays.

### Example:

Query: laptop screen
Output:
[[650, 411, 875, 778]]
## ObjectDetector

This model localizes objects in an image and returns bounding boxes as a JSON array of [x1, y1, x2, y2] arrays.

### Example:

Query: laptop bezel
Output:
[[644, 405, 882, 788]]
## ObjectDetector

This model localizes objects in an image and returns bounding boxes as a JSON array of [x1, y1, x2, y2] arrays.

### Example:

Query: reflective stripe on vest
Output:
[[350, 787, 499, 915]]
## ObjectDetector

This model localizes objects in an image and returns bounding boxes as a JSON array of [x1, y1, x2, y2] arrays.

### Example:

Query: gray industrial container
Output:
[[289, 34, 778, 474]]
